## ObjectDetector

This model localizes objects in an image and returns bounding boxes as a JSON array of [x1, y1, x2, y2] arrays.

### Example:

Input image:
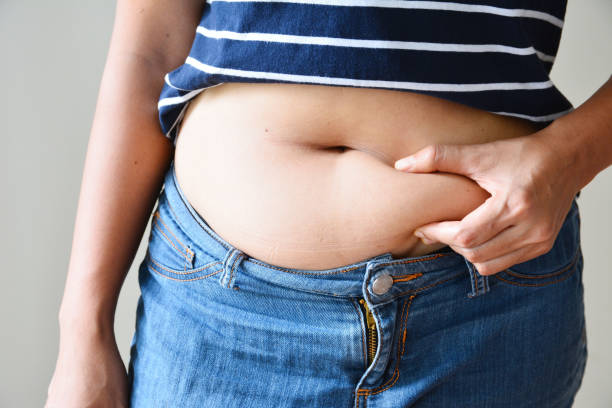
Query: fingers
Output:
[[450, 223, 527, 271], [461, 241, 549, 276], [415, 195, 513, 248], [394, 143, 485, 177]]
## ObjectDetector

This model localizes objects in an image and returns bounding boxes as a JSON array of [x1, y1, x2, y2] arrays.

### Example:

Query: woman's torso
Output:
[[173, 82, 543, 270]]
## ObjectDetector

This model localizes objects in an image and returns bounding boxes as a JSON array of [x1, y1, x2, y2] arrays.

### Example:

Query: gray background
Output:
[[1, 1, 610, 406]]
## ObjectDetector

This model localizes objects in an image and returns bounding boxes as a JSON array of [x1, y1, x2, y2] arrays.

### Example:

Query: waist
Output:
[[172, 82, 542, 270]]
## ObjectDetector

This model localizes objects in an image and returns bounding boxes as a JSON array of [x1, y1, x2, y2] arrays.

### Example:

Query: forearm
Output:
[[537, 75, 612, 192], [58, 50, 174, 337]]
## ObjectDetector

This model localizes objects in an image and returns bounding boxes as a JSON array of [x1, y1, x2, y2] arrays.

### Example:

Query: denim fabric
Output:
[[127, 160, 586, 408]]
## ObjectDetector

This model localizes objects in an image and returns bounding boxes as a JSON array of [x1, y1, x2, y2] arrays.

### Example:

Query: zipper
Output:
[[358, 298, 378, 367]]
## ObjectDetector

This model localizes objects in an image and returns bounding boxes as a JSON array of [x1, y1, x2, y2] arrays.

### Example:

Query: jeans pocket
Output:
[[493, 198, 582, 288], [494, 247, 582, 287], [145, 192, 223, 282]]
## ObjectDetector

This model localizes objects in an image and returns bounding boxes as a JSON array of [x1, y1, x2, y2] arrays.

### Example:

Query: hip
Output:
[[129, 164, 586, 407]]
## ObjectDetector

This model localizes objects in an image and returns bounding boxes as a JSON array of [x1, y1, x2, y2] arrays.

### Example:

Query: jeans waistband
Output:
[[160, 160, 580, 304]]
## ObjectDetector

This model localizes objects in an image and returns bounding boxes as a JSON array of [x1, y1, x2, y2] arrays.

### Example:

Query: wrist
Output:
[[58, 298, 116, 341], [531, 120, 595, 194]]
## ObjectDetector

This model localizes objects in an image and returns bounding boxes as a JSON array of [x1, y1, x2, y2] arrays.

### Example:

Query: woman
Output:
[[46, 0, 611, 407]]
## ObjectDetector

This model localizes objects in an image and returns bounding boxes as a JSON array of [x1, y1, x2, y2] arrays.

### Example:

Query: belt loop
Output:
[[219, 247, 246, 290], [464, 259, 490, 298]]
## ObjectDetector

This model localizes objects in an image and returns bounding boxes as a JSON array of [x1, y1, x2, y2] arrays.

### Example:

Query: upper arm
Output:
[[109, 0, 205, 74]]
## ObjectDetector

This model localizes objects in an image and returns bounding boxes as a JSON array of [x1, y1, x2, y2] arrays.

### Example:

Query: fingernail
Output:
[[394, 157, 413, 170], [414, 230, 425, 238]]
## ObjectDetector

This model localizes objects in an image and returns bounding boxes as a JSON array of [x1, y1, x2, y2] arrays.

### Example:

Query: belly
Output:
[[173, 82, 542, 270]]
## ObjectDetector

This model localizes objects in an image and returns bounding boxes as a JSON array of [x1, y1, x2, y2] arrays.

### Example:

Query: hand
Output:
[[45, 330, 129, 408], [393, 132, 580, 276]]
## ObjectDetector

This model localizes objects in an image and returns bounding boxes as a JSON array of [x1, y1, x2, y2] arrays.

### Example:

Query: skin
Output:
[[46, 1, 203, 407], [395, 76, 612, 276], [173, 81, 542, 270], [46, 0, 612, 405]]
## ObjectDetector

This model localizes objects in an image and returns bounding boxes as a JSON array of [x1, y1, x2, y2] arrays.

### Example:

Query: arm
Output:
[[535, 74, 612, 193], [47, 0, 204, 406]]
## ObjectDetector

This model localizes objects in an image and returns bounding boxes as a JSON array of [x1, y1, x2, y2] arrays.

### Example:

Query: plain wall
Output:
[[0, 1, 610, 406]]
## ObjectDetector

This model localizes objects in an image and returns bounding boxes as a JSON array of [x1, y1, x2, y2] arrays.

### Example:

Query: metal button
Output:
[[371, 273, 393, 295]]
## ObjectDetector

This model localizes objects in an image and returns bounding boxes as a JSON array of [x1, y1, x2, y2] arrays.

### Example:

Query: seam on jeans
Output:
[[357, 295, 416, 396], [493, 263, 578, 287], [394, 272, 464, 298], [468, 261, 480, 296], [350, 299, 368, 370], [246, 258, 364, 276], [147, 253, 221, 275], [147, 261, 223, 282], [392, 272, 423, 282], [153, 213, 191, 266], [245, 252, 451, 277], [228, 252, 243, 288], [380, 252, 453, 267], [401, 296, 416, 357], [504, 250, 579, 279], [155, 209, 194, 260], [359, 299, 408, 394]]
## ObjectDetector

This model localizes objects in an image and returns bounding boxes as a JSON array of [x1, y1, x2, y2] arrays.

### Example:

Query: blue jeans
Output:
[[127, 160, 587, 407]]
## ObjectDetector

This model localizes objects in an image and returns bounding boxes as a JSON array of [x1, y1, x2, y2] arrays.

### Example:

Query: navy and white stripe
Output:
[[158, 0, 573, 144]]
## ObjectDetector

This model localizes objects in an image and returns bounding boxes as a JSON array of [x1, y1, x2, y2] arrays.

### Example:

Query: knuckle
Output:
[[510, 188, 534, 218], [455, 230, 475, 247], [540, 240, 555, 255], [423, 144, 440, 164], [534, 224, 554, 242]]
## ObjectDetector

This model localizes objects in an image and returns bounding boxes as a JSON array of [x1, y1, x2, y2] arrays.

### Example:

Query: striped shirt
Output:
[[157, 0, 574, 145]]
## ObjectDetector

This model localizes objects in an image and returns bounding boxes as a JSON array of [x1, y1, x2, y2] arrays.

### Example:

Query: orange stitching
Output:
[[155, 210, 193, 258], [147, 262, 222, 282], [504, 251, 578, 279], [357, 299, 408, 395], [148, 254, 220, 275], [394, 272, 464, 298], [373, 296, 412, 390], [400, 295, 416, 357], [351, 300, 368, 369], [153, 215, 190, 265], [392, 273, 423, 282], [357, 295, 416, 396], [494, 266, 577, 287], [384, 252, 453, 266]]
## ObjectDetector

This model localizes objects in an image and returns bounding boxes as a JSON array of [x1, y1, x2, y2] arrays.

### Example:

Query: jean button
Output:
[[371, 273, 393, 295]]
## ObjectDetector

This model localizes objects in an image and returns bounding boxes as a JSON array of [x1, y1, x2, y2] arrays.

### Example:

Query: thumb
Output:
[[394, 143, 478, 176]]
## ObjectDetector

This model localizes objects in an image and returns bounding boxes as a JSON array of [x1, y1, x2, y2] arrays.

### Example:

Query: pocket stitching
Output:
[[504, 248, 579, 279], [146, 254, 223, 281], [146, 252, 221, 275], [153, 210, 194, 263], [494, 249, 580, 287]]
